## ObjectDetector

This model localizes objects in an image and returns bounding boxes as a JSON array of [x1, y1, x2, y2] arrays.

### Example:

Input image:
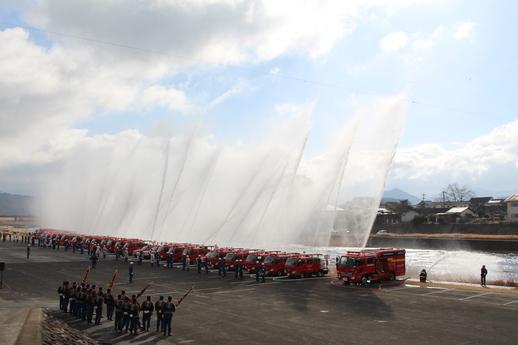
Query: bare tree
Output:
[[441, 183, 474, 202]]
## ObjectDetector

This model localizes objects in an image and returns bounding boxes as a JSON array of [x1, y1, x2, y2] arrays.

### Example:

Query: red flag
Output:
[[81, 265, 91, 285], [136, 283, 151, 298], [176, 285, 194, 307], [108, 269, 118, 289]]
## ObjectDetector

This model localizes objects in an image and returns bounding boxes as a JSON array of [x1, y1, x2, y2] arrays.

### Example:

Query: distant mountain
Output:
[[382, 188, 420, 204], [0, 192, 33, 216]]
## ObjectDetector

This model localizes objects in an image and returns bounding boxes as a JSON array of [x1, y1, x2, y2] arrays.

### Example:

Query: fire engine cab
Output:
[[285, 254, 329, 278], [336, 248, 405, 285]]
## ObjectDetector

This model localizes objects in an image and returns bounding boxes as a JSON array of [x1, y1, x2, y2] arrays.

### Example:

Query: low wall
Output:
[[373, 223, 518, 235], [367, 236, 518, 252]]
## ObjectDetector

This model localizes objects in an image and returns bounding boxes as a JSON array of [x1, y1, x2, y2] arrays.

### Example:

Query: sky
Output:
[[0, 0, 517, 200]]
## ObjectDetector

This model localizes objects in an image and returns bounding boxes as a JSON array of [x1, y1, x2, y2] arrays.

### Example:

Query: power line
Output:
[[0, 20, 504, 119]]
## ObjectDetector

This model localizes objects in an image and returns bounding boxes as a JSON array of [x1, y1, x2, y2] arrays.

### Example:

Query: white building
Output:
[[505, 194, 518, 223]]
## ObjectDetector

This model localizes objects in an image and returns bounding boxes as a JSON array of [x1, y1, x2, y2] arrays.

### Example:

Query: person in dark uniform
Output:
[[26, 244, 30, 259], [481, 265, 488, 286], [86, 290, 95, 324], [114, 295, 123, 331], [203, 256, 209, 274], [95, 289, 104, 325], [121, 296, 131, 333], [182, 254, 187, 271], [419, 269, 428, 283], [255, 261, 261, 282], [129, 262, 134, 283], [155, 296, 164, 332], [237, 259, 244, 280], [196, 255, 202, 274], [76, 287, 84, 319], [58, 281, 65, 311], [105, 288, 115, 321], [63, 281, 70, 312], [234, 259, 240, 280], [129, 296, 140, 335], [217, 258, 223, 276], [141, 296, 154, 331], [219, 257, 226, 277], [162, 296, 176, 336], [167, 252, 173, 268], [260, 263, 266, 283], [90, 253, 98, 269], [69, 283, 77, 315]]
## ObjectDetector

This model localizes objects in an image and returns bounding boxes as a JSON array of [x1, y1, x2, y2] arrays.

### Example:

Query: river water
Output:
[[273, 245, 518, 284]]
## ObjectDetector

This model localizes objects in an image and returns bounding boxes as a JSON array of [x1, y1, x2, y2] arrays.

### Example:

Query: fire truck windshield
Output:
[[225, 253, 236, 260], [339, 257, 358, 267], [206, 251, 219, 258], [264, 256, 278, 264], [285, 258, 301, 266], [246, 254, 257, 262]]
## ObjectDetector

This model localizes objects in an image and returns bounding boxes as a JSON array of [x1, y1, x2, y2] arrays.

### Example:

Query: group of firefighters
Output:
[[418, 265, 488, 286], [128, 254, 268, 283], [57, 280, 185, 337]]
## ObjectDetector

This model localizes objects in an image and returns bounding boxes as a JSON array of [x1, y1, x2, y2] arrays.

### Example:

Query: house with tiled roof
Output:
[[504, 194, 518, 223]]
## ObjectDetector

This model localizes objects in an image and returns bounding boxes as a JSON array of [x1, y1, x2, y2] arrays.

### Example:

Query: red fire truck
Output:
[[244, 251, 271, 273], [155, 244, 175, 260], [285, 254, 329, 278], [206, 248, 234, 268], [183, 245, 211, 263], [263, 253, 296, 276], [224, 249, 250, 270], [336, 248, 406, 285]]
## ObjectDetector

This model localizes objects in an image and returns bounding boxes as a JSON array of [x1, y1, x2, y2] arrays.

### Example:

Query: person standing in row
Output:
[[105, 289, 115, 321], [94, 288, 104, 325], [182, 254, 187, 271], [120, 296, 131, 333], [167, 252, 173, 268], [155, 296, 164, 332], [129, 296, 140, 335], [114, 295, 123, 331], [141, 296, 154, 331], [196, 255, 202, 274], [26, 244, 30, 259], [162, 296, 176, 336], [203, 256, 209, 274]]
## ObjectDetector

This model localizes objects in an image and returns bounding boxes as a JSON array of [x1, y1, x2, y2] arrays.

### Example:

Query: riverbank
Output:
[[368, 234, 518, 252]]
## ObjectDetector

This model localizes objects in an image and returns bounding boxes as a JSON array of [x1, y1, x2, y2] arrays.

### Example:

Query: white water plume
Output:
[[36, 95, 407, 248]]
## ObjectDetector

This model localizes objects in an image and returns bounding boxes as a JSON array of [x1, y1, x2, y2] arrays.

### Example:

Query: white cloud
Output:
[[380, 31, 408, 52], [455, 21, 477, 41], [24, 0, 363, 63], [140, 85, 189, 112], [0, 0, 436, 194], [391, 120, 518, 181], [209, 80, 250, 108]]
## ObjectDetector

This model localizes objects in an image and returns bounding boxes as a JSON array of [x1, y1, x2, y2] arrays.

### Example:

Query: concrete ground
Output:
[[1, 241, 518, 345]]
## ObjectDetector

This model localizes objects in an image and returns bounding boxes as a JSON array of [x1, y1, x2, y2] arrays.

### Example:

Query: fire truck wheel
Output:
[[361, 275, 369, 285], [389, 272, 396, 281], [316, 271, 323, 277], [277, 270, 284, 277]]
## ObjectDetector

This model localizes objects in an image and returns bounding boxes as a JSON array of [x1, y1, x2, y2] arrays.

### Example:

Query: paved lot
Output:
[[1, 242, 518, 344]]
